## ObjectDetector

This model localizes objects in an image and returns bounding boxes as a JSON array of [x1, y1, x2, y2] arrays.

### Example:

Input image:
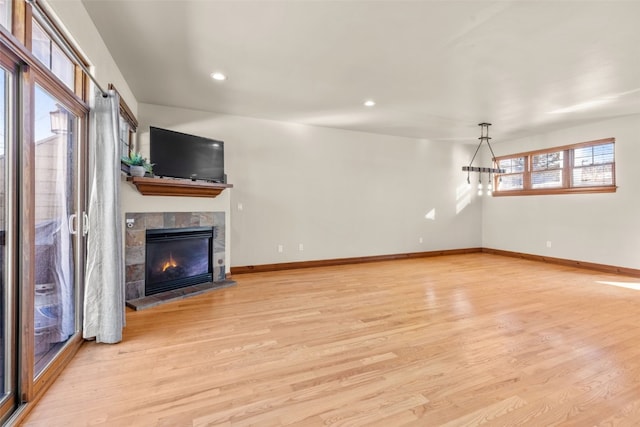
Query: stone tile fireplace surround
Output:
[[124, 211, 232, 309]]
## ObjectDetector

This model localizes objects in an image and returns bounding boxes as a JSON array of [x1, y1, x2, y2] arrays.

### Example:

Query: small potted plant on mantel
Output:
[[121, 152, 154, 177]]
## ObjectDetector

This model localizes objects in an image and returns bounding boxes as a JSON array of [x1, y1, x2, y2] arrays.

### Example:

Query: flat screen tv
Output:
[[150, 126, 225, 182]]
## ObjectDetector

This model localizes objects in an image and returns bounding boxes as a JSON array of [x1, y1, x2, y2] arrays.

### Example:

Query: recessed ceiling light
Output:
[[364, 100, 376, 107], [210, 72, 227, 81]]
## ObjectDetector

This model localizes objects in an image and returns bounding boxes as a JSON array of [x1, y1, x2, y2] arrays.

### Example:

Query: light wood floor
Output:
[[22, 254, 640, 426]]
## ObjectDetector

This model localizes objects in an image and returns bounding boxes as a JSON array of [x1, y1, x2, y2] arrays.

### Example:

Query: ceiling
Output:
[[81, 0, 640, 143]]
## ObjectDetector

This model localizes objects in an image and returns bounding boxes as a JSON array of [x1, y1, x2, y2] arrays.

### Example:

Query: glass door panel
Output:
[[0, 64, 7, 400], [33, 85, 77, 377], [0, 57, 17, 422], [0, 68, 5, 396]]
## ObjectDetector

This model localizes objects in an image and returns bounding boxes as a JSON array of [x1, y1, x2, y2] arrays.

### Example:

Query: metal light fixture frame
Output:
[[462, 122, 505, 184]]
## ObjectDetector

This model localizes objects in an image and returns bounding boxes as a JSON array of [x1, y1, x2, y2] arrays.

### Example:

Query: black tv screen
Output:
[[150, 126, 225, 182]]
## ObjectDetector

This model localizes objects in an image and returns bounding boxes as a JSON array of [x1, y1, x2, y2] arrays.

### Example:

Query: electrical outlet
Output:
[[419, 237, 423, 244], [237, 203, 243, 211], [546, 241, 552, 248], [298, 243, 304, 251], [277, 244, 283, 253]]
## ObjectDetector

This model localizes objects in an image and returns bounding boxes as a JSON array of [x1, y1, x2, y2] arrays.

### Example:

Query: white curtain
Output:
[[83, 89, 124, 343]]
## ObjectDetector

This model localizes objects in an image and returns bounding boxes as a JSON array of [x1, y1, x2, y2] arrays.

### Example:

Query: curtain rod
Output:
[[26, 0, 109, 97]]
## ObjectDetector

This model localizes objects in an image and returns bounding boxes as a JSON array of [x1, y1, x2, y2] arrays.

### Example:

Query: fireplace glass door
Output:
[[145, 227, 213, 295]]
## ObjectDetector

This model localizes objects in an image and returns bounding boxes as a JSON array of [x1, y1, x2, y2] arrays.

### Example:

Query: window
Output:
[[573, 143, 614, 187], [531, 151, 563, 189], [494, 138, 616, 196], [31, 20, 75, 91], [0, 0, 10, 31], [496, 157, 525, 191], [119, 116, 130, 157], [109, 84, 138, 157]]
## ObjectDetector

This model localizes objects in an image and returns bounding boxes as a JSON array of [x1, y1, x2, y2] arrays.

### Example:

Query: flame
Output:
[[161, 253, 178, 272]]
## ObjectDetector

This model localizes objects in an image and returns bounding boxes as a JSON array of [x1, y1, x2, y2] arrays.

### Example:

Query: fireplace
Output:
[[145, 227, 214, 295], [124, 211, 228, 303]]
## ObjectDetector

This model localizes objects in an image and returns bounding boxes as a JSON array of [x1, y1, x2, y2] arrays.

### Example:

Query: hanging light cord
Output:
[[468, 123, 497, 167]]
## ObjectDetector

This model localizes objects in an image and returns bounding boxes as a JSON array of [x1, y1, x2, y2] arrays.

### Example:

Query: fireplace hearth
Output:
[[145, 227, 213, 295]]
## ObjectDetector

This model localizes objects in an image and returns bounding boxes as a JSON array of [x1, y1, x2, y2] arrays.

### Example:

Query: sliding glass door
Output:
[[0, 51, 18, 422], [32, 84, 79, 378], [0, 1, 90, 422], [0, 45, 88, 422], [0, 64, 6, 409]]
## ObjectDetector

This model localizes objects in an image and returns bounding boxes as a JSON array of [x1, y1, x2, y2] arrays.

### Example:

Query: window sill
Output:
[[492, 185, 617, 197]]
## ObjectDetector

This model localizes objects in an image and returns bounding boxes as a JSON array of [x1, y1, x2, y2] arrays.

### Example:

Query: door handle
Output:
[[82, 212, 89, 236], [68, 213, 77, 235]]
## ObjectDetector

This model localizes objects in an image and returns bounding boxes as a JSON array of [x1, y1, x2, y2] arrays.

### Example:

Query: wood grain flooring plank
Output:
[[20, 254, 640, 426]]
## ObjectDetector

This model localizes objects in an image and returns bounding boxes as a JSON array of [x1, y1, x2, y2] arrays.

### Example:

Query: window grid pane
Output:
[[573, 143, 614, 167], [32, 21, 51, 69], [572, 164, 613, 187], [31, 19, 75, 91], [497, 174, 523, 191], [532, 170, 563, 189], [532, 151, 563, 171], [119, 117, 130, 157], [0, 0, 10, 31], [51, 43, 74, 91], [498, 157, 525, 174]]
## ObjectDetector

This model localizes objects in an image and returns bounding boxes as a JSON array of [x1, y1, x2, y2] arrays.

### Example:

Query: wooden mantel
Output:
[[127, 176, 233, 198]]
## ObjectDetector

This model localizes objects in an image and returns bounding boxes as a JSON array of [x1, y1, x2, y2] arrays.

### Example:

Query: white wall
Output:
[[483, 114, 640, 269], [39, 0, 640, 272], [137, 103, 483, 267]]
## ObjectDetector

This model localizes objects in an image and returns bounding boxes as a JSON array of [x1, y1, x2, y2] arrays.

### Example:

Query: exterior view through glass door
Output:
[[0, 53, 18, 421], [0, 62, 7, 408], [0, 4, 90, 420], [33, 84, 77, 377]]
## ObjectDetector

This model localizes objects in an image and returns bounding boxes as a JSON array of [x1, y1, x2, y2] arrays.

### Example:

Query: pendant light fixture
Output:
[[462, 123, 505, 195]]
